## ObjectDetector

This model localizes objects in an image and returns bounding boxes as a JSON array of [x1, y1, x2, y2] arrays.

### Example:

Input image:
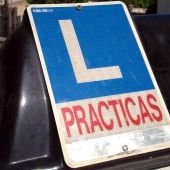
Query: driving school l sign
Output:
[[27, 2, 170, 168]]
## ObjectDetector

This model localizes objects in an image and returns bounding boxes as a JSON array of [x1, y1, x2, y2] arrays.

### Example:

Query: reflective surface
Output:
[[0, 12, 170, 169]]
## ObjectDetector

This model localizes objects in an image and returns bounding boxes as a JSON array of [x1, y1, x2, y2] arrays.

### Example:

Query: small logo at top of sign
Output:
[[32, 8, 53, 13]]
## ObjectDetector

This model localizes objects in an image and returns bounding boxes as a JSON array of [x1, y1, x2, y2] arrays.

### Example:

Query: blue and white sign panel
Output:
[[27, 2, 170, 168]]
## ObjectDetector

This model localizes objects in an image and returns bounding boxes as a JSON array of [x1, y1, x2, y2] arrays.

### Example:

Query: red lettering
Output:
[[62, 94, 162, 138], [89, 104, 104, 132], [108, 100, 122, 128], [147, 94, 163, 122], [138, 96, 153, 123], [119, 99, 130, 126], [73, 106, 90, 135], [125, 97, 140, 125], [61, 107, 74, 137], [98, 101, 114, 130]]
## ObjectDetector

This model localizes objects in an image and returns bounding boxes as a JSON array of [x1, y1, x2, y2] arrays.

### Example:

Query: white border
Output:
[[27, 1, 170, 168]]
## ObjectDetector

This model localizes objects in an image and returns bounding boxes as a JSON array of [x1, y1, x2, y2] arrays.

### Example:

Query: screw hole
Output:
[[76, 5, 82, 11], [122, 145, 128, 152]]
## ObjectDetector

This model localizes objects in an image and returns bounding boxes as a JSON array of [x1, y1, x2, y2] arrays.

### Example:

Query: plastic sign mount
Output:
[[27, 2, 170, 168]]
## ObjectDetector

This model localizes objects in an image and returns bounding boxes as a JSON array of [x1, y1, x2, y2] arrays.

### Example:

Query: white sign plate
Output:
[[27, 2, 170, 168]]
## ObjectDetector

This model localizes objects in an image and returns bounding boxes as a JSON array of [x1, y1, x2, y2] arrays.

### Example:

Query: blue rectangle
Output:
[[30, 4, 154, 103]]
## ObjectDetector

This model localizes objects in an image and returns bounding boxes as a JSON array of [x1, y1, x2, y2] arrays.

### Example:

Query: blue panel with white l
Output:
[[31, 4, 154, 103]]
